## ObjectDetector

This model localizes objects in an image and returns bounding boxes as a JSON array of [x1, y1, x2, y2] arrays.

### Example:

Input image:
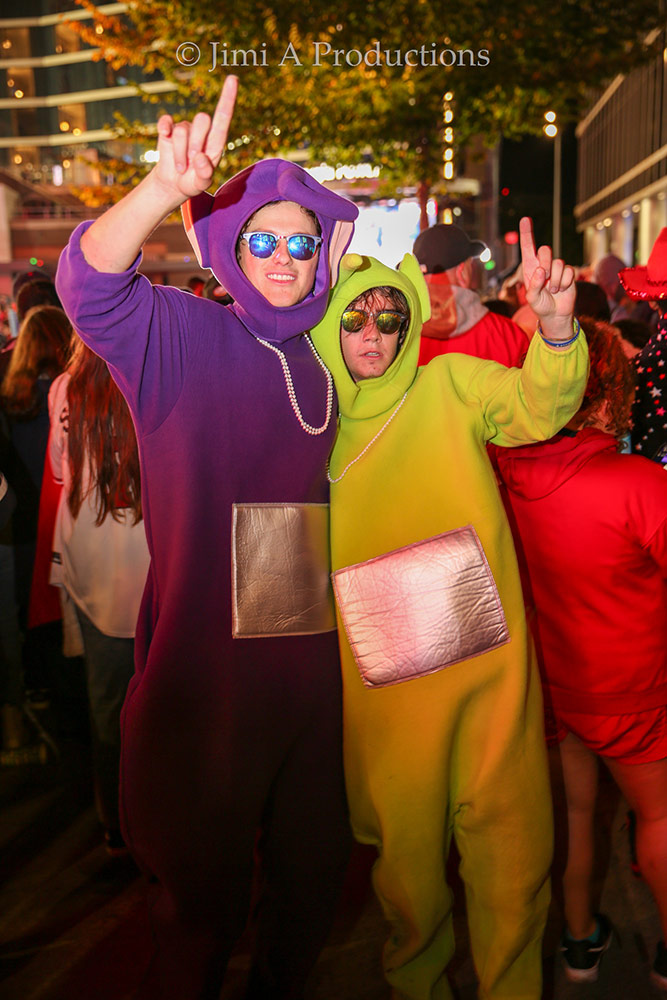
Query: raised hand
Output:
[[519, 216, 576, 341], [153, 75, 239, 202], [80, 76, 239, 273]]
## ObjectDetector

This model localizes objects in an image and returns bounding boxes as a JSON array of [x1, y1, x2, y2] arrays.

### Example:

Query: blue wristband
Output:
[[538, 317, 581, 348]]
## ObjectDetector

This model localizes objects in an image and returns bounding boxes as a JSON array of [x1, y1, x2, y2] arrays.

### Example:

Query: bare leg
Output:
[[605, 755, 667, 942], [559, 732, 599, 939]]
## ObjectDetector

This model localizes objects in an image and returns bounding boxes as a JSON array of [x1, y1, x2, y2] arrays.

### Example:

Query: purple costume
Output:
[[56, 160, 358, 999]]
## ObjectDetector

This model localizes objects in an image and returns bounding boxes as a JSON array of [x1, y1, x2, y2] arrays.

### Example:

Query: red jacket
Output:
[[497, 428, 667, 714]]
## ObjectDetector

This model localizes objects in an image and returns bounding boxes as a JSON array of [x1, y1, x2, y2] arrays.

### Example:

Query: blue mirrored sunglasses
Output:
[[241, 231, 323, 261]]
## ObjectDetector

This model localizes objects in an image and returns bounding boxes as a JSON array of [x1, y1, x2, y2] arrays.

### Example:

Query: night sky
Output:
[[499, 122, 582, 267]]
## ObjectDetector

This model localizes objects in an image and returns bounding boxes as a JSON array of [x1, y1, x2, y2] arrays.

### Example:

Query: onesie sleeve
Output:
[[451, 329, 590, 447], [56, 221, 195, 434]]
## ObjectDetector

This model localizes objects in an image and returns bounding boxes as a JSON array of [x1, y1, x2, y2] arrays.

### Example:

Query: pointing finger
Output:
[[519, 217, 538, 285], [204, 75, 239, 165]]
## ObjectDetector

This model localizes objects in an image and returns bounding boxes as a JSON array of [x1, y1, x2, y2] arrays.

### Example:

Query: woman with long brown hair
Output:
[[1, 305, 70, 416], [49, 336, 149, 854], [0, 306, 72, 420]]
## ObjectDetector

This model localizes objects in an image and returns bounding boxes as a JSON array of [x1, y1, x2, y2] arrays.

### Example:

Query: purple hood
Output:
[[182, 158, 358, 343]]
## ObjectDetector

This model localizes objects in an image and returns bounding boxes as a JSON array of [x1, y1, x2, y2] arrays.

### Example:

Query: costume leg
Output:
[[247, 659, 352, 998], [371, 812, 456, 1000], [129, 736, 263, 1000], [142, 856, 254, 1000], [122, 683, 266, 998], [343, 669, 464, 1000], [124, 634, 347, 1000], [343, 639, 552, 1000], [454, 660, 552, 1000]]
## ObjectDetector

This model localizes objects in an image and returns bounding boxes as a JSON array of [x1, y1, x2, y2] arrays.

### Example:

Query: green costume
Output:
[[310, 253, 589, 1000]]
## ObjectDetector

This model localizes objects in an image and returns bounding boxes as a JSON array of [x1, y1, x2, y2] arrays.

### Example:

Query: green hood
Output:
[[310, 253, 431, 419]]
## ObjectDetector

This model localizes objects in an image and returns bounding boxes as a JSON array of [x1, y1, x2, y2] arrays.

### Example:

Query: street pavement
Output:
[[0, 718, 664, 1000]]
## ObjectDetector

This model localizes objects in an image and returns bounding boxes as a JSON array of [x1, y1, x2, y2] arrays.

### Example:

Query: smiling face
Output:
[[340, 289, 408, 382], [238, 201, 321, 308]]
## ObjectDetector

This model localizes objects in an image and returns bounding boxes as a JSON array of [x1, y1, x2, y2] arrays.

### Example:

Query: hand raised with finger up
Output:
[[153, 75, 239, 206], [519, 216, 577, 343], [79, 75, 239, 274]]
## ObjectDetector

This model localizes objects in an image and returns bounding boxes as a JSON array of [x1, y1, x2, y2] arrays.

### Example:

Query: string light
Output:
[[442, 92, 455, 184]]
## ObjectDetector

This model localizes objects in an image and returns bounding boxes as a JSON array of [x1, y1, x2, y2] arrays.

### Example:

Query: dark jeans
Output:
[[75, 606, 135, 833]]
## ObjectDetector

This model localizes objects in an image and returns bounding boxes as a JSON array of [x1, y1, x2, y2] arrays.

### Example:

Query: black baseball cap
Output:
[[413, 224, 486, 273]]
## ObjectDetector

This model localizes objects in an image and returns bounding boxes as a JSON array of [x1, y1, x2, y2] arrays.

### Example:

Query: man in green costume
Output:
[[310, 219, 589, 1000]]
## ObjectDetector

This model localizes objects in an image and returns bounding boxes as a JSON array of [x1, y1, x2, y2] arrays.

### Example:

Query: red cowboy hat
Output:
[[619, 227, 667, 299]]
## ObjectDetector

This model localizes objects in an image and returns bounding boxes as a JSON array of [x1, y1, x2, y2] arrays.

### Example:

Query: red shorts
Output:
[[550, 706, 667, 764]]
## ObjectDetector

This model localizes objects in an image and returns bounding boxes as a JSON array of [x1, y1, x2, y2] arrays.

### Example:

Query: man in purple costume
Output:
[[55, 78, 358, 999]]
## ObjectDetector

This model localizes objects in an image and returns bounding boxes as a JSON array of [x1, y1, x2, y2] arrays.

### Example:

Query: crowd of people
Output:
[[1, 76, 666, 999]]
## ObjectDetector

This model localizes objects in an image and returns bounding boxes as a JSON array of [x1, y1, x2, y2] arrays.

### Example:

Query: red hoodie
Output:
[[497, 427, 667, 714]]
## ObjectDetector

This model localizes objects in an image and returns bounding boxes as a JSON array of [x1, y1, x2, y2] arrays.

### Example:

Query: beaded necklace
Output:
[[254, 334, 334, 436], [326, 391, 409, 483]]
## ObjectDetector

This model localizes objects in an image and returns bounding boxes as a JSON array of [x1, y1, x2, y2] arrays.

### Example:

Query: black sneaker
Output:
[[560, 913, 612, 983], [652, 941, 667, 991]]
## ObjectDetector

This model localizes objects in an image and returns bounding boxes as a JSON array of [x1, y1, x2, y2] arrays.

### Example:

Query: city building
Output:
[[0, 1, 178, 290], [575, 25, 667, 267]]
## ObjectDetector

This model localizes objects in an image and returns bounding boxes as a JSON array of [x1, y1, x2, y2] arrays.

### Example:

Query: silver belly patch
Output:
[[232, 502, 336, 638], [332, 526, 509, 687]]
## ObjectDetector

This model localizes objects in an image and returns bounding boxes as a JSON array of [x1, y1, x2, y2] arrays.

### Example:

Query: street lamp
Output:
[[543, 111, 561, 258]]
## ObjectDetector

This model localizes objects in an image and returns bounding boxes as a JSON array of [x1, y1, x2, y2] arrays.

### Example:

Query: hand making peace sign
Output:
[[519, 216, 576, 342]]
